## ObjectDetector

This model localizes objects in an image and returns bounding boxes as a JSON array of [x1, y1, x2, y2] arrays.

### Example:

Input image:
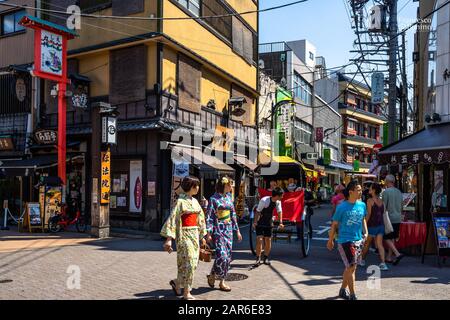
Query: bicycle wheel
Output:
[[300, 212, 311, 257], [48, 216, 62, 233], [249, 216, 257, 256], [76, 215, 87, 233]]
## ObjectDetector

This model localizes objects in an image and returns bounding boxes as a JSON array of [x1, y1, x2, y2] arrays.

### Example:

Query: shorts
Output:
[[368, 225, 385, 237], [256, 225, 273, 238], [383, 223, 400, 240], [338, 240, 364, 269]]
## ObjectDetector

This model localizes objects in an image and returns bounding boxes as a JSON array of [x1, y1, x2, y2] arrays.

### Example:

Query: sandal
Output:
[[219, 284, 231, 292], [207, 274, 215, 288], [183, 295, 196, 300], [169, 280, 182, 296]]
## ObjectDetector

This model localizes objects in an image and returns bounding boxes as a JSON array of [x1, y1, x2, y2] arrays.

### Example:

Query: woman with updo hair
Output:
[[161, 176, 207, 300], [205, 175, 242, 292]]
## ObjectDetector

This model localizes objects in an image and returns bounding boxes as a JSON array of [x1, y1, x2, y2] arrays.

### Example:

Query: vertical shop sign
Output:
[[100, 149, 111, 204]]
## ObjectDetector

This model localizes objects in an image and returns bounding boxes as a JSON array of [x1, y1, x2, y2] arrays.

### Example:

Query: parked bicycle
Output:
[[48, 199, 86, 233]]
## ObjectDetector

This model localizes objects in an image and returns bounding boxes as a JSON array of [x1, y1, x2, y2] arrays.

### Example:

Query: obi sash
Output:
[[181, 213, 198, 227], [217, 209, 231, 223]]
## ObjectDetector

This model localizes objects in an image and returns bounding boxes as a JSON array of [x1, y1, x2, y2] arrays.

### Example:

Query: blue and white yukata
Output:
[[206, 192, 239, 279]]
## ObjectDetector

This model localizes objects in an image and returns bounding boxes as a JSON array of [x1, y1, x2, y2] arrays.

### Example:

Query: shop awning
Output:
[[378, 122, 450, 165], [0, 154, 83, 176], [259, 150, 300, 166], [170, 145, 234, 179], [328, 160, 354, 171], [234, 154, 258, 171]]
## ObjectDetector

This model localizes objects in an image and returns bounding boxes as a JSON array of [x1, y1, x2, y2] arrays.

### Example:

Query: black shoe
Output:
[[255, 256, 262, 265], [263, 255, 271, 265], [339, 288, 350, 300], [349, 294, 358, 300], [393, 254, 404, 266]]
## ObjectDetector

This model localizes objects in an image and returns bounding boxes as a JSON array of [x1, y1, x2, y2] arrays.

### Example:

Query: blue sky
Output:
[[259, 0, 419, 85]]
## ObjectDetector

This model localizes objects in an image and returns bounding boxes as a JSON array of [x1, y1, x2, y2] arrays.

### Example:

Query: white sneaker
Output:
[[379, 263, 389, 271], [359, 259, 366, 267]]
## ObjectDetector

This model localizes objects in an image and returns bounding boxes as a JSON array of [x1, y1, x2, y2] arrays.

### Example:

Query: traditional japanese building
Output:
[[0, 0, 259, 232]]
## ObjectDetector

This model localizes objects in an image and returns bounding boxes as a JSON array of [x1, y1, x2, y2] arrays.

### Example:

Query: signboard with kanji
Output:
[[19, 15, 76, 83], [371, 72, 385, 104], [35, 129, 57, 145], [379, 150, 450, 166], [101, 149, 111, 204], [315, 127, 324, 143]]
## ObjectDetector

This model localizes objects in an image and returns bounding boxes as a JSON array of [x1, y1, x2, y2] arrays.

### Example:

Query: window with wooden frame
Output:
[[202, 0, 232, 42], [178, 53, 202, 113]]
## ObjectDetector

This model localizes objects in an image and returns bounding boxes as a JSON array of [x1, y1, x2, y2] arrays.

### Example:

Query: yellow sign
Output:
[[212, 125, 234, 152], [101, 149, 111, 204], [236, 181, 245, 218]]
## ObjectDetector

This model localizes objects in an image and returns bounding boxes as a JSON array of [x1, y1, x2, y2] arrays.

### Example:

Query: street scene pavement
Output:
[[1, 204, 448, 300]]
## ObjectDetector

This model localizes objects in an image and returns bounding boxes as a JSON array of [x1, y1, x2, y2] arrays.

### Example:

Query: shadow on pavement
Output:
[[133, 289, 180, 300]]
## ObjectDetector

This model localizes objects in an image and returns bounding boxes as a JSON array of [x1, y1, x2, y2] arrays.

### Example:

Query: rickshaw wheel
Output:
[[300, 211, 312, 257]]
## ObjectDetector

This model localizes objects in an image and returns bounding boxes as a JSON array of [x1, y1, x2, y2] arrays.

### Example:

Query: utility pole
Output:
[[401, 32, 408, 137], [388, 0, 398, 144]]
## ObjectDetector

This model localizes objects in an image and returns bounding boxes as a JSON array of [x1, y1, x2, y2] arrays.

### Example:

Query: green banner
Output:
[[323, 148, 331, 165], [353, 159, 360, 172], [274, 131, 286, 156], [276, 87, 292, 104], [383, 123, 400, 146]]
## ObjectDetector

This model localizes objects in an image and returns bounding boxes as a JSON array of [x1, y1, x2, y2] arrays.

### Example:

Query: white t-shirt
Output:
[[256, 196, 282, 214]]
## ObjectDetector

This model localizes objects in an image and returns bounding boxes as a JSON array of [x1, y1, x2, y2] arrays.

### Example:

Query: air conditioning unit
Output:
[[306, 153, 318, 160]]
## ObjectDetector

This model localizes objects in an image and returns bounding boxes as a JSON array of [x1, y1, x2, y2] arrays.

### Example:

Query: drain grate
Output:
[[215, 273, 248, 281], [0, 279, 13, 284]]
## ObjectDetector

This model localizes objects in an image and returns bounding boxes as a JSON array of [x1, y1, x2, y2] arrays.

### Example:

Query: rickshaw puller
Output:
[[253, 187, 284, 265]]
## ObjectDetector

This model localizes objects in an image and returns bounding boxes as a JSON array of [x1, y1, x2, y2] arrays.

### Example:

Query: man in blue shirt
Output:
[[328, 180, 368, 300]]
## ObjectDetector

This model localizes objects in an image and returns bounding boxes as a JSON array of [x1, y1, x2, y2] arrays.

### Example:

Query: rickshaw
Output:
[[248, 158, 314, 258]]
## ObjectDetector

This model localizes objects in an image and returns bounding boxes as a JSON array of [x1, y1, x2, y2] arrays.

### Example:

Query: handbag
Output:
[[384, 211, 394, 234], [199, 243, 212, 262]]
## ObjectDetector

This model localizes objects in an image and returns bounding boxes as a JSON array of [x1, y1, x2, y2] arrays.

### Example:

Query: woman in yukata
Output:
[[161, 176, 207, 300], [206, 176, 242, 292]]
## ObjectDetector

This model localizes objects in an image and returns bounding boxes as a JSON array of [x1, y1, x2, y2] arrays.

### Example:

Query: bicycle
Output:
[[48, 200, 87, 233]]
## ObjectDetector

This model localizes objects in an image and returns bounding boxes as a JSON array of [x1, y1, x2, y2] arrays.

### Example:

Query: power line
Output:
[[0, 0, 309, 21]]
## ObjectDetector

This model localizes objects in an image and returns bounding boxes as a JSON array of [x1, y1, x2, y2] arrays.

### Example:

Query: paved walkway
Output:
[[0, 206, 449, 300]]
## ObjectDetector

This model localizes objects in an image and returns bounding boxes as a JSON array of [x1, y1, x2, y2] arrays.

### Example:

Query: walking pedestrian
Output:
[[327, 180, 368, 300], [330, 184, 345, 218], [205, 176, 242, 292], [360, 182, 388, 270], [253, 187, 284, 265], [161, 176, 207, 300], [382, 174, 405, 265]]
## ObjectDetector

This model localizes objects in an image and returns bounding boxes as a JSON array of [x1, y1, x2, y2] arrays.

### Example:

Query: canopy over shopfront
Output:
[[169, 144, 235, 179], [0, 154, 84, 177], [234, 154, 258, 172], [378, 122, 450, 165]]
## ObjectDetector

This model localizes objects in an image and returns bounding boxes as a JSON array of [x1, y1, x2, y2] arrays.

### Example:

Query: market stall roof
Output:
[[378, 122, 450, 165], [234, 154, 258, 171]]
